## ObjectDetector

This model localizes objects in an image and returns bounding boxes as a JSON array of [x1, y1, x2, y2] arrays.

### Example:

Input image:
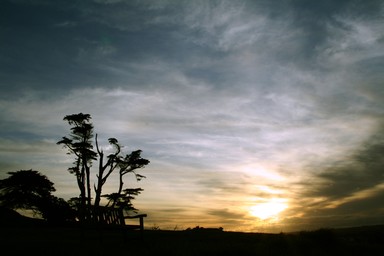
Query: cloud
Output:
[[206, 208, 246, 221], [53, 21, 77, 28], [317, 126, 384, 197], [284, 124, 384, 229], [93, 0, 123, 4]]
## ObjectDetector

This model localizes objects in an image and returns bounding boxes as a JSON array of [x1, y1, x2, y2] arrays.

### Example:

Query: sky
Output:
[[0, 0, 383, 232]]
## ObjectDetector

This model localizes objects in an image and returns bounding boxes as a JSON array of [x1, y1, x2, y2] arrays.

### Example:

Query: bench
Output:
[[81, 206, 147, 231]]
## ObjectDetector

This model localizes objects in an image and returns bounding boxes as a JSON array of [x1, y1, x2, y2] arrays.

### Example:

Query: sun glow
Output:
[[242, 166, 285, 181], [249, 198, 288, 220]]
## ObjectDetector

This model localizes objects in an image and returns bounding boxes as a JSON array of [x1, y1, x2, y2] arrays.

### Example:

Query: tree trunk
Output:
[[94, 151, 104, 207], [85, 164, 91, 206], [112, 171, 124, 207]]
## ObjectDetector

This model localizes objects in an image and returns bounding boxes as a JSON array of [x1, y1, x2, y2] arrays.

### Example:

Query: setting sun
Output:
[[249, 198, 288, 220]]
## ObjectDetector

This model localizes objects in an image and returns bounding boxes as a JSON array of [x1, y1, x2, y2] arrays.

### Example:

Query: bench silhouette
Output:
[[81, 206, 147, 231]]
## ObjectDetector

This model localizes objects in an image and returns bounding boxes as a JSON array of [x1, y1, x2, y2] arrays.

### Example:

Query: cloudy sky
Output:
[[1, 0, 384, 232]]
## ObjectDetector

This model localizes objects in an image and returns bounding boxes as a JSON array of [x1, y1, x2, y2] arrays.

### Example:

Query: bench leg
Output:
[[139, 217, 144, 231]]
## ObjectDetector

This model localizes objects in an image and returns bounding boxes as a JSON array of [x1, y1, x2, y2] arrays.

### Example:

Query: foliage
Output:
[[0, 170, 74, 222], [57, 113, 96, 208], [0, 170, 55, 210], [38, 196, 76, 223], [103, 188, 143, 212]]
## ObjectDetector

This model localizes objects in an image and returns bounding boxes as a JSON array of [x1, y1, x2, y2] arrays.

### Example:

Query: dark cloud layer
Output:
[[315, 127, 384, 198], [2, 0, 382, 97], [292, 124, 384, 229]]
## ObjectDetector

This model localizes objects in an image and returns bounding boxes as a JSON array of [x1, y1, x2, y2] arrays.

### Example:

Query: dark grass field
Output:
[[1, 212, 384, 256]]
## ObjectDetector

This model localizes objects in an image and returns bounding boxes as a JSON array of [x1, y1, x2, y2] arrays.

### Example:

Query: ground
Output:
[[0, 211, 383, 256]]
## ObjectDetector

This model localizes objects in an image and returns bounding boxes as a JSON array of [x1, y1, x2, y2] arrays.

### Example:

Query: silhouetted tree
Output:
[[94, 136, 121, 207], [58, 113, 150, 215], [0, 170, 55, 210], [57, 113, 96, 210], [0, 170, 74, 222]]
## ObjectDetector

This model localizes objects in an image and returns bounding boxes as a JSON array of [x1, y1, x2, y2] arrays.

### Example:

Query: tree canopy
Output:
[[0, 169, 74, 222], [0, 169, 55, 210]]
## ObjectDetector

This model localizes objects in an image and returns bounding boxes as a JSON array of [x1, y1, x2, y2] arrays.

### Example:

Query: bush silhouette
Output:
[[0, 169, 74, 223]]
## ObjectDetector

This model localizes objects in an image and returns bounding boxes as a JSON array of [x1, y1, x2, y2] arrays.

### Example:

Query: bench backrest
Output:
[[82, 206, 125, 226]]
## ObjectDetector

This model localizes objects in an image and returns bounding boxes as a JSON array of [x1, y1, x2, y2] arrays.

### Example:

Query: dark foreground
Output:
[[1, 219, 384, 256]]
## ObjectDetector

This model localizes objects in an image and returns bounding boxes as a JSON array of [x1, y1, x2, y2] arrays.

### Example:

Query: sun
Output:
[[249, 198, 288, 220]]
